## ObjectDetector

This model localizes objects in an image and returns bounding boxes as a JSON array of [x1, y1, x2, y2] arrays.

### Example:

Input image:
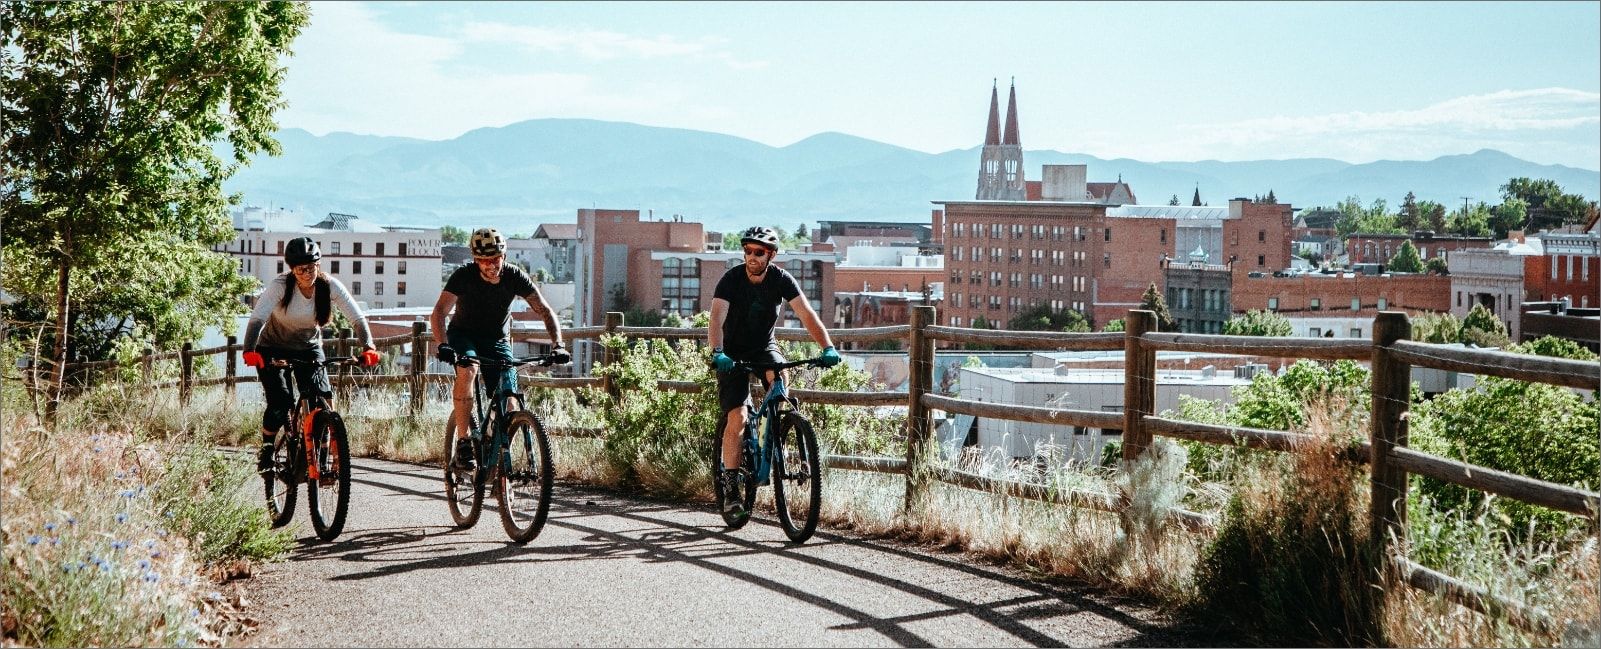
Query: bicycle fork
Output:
[[301, 407, 321, 482]]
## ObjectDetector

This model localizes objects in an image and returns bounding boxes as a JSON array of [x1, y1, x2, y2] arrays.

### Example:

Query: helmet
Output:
[[284, 237, 321, 266], [739, 226, 780, 252], [469, 227, 506, 259]]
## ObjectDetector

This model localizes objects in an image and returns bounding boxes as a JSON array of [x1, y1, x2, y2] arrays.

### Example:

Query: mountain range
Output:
[[222, 118, 1601, 236]]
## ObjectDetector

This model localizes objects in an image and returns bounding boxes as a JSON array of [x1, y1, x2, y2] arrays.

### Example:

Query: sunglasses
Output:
[[742, 247, 770, 258], [292, 263, 319, 275]]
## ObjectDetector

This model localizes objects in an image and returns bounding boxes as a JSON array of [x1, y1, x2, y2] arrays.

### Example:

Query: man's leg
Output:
[[721, 405, 746, 470]]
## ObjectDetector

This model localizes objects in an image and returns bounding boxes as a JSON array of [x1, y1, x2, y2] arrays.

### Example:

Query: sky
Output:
[[277, 1, 1601, 170]]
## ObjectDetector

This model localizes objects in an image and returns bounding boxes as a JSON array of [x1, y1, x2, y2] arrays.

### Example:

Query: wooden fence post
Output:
[[1370, 311, 1412, 556], [410, 322, 427, 416], [903, 305, 936, 514], [1121, 310, 1156, 462], [179, 342, 194, 406], [602, 312, 622, 401], [142, 347, 154, 385], [224, 335, 238, 399]]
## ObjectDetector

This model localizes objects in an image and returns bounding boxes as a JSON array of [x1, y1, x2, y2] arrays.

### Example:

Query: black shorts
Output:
[[256, 345, 330, 432], [716, 347, 786, 413]]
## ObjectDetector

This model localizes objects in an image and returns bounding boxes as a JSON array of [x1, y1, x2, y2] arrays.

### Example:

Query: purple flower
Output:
[[207, 591, 223, 601], [61, 561, 84, 573], [137, 559, 150, 570], [150, 550, 162, 558], [44, 522, 57, 532], [115, 471, 127, 479], [143, 539, 157, 549], [142, 572, 159, 583], [26, 535, 41, 546], [118, 489, 136, 499], [110, 540, 129, 550], [93, 446, 104, 453], [65, 516, 76, 527], [114, 512, 129, 524]]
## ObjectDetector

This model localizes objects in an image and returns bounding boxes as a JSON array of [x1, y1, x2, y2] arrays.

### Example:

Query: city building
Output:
[[1231, 271, 1452, 320], [1346, 231, 1492, 267], [214, 208, 442, 312], [507, 223, 578, 283]]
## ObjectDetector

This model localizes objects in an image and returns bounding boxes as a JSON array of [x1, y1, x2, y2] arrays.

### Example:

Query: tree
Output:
[[1168, 194, 1181, 206], [1264, 189, 1277, 204], [1139, 282, 1174, 330], [1009, 303, 1089, 333], [794, 222, 809, 241], [1417, 200, 1448, 233], [1398, 191, 1421, 232], [1387, 240, 1424, 273], [1336, 196, 1400, 238], [1490, 197, 1526, 239], [1101, 319, 1125, 332], [441, 225, 469, 245], [1444, 202, 1493, 237], [2, 2, 310, 418], [1459, 303, 1510, 348], [1408, 312, 1462, 344], [1223, 309, 1292, 337], [966, 316, 995, 351], [1424, 257, 1449, 276]]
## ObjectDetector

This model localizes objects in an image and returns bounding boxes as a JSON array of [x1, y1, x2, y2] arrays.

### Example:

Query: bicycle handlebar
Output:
[[452, 354, 565, 369], [720, 357, 825, 374], [267, 356, 364, 369]]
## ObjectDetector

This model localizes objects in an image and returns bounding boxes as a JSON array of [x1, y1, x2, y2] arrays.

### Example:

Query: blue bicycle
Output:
[[443, 353, 560, 544], [713, 357, 825, 543]]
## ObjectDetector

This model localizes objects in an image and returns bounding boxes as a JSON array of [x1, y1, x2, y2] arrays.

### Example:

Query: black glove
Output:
[[548, 345, 571, 365], [436, 343, 456, 364]]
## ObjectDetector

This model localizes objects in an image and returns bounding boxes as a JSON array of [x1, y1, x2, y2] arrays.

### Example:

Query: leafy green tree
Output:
[[1398, 191, 1421, 232], [1459, 303, 1510, 348], [1489, 197, 1527, 239], [1408, 312, 1462, 344], [1335, 196, 1399, 238], [966, 315, 995, 351], [721, 231, 740, 251], [1009, 303, 1089, 333], [1424, 257, 1449, 276], [1417, 200, 1448, 233], [1444, 202, 1493, 237], [1498, 177, 1594, 231], [1101, 318, 1125, 332], [1139, 282, 1174, 330], [2, 2, 310, 414], [440, 225, 469, 245], [1387, 240, 1424, 273], [1223, 309, 1292, 337]]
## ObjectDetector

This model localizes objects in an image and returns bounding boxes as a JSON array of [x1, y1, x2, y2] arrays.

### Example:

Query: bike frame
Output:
[[456, 354, 552, 477], [269, 356, 355, 483]]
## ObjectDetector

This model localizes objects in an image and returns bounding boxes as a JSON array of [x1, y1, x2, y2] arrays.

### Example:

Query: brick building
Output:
[[1346, 231, 1492, 266], [1231, 271, 1452, 318]]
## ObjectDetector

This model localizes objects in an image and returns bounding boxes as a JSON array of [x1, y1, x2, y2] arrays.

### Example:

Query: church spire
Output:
[[983, 79, 1001, 146], [1002, 78, 1021, 146], [1191, 184, 1203, 207]]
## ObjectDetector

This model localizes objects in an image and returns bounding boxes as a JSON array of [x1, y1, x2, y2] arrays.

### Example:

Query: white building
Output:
[[954, 365, 1251, 468], [1448, 236, 1542, 339], [214, 209, 443, 312]]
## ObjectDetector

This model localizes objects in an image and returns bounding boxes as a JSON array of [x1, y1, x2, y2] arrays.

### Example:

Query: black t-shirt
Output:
[[443, 263, 538, 338], [713, 264, 803, 357]]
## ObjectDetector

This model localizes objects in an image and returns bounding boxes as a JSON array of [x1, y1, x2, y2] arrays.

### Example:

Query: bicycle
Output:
[[442, 353, 561, 544], [261, 356, 363, 542], [712, 357, 825, 543]]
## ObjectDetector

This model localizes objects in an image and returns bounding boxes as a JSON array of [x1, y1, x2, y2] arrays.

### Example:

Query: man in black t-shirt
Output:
[[430, 227, 569, 470], [709, 226, 841, 517]]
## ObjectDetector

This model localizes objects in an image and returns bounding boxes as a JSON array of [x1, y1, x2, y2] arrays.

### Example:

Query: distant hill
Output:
[[223, 119, 1601, 235]]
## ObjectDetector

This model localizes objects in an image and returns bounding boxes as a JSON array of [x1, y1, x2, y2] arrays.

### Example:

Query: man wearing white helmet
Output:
[[708, 225, 841, 518], [430, 227, 569, 471]]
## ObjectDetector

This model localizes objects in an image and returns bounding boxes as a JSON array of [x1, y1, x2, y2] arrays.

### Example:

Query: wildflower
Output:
[[99, 562, 113, 573], [137, 559, 150, 570], [189, 608, 200, 619], [114, 512, 129, 524], [26, 535, 41, 546], [50, 537, 60, 546], [61, 561, 84, 573], [94, 446, 104, 453], [143, 572, 159, 583], [65, 516, 76, 527], [150, 550, 162, 558], [44, 522, 57, 532], [207, 591, 224, 602], [116, 470, 127, 479], [118, 489, 136, 499], [143, 539, 157, 549], [111, 539, 129, 550]]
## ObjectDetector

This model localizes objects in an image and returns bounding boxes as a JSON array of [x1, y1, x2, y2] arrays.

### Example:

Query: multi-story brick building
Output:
[[215, 208, 442, 312], [1232, 271, 1452, 321], [1346, 231, 1492, 267]]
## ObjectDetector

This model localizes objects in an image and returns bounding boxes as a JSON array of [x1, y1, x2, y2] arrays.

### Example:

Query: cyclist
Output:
[[430, 227, 570, 471], [708, 226, 841, 516], [243, 237, 381, 472]]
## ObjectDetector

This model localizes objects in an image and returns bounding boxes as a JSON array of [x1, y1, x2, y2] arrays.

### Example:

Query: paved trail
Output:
[[242, 457, 1222, 647]]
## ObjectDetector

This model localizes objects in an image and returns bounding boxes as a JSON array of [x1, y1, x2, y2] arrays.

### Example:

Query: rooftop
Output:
[[961, 366, 1253, 387]]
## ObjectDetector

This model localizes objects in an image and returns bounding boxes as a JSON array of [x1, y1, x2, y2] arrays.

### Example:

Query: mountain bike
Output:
[[262, 356, 363, 542], [712, 357, 825, 543], [442, 353, 561, 544]]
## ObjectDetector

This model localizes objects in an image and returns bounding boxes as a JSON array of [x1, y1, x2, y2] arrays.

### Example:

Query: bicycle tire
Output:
[[443, 418, 484, 528], [711, 413, 758, 530], [306, 411, 352, 541], [772, 413, 823, 543], [264, 431, 297, 528], [497, 410, 554, 544]]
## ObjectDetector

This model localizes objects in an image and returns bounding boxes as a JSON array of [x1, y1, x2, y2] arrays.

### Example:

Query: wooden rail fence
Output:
[[63, 308, 1601, 632]]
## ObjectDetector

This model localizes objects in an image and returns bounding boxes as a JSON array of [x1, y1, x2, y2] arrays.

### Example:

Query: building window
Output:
[[353, 261, 362, 274], [330, 260, 340, 273], [376, 242, 385, 256], [1103, 253, 1111, 268], [398, 261, 406, 275], [1258, 230, 1265, 242], [1310, 298, 1320, 311], [375, 261, 385, 275], [1456, 291, 1461, 307], [353, 242, 363, 255], [277, 240, 285, 255], [951, 316, 962, 327], [1309, 327, 1322, 337], [1268, 297, 1278, 311], [1160, 228, 1167, 243], [332, 241, 342, 255], [1257, 255, 1265, 266], [399, 242, 408, 256], [1350, 327, 1363, 338], [276, 261, 284, 274], [1352, 298, 1361, 311], [352, 281, 361, 295], [375, 282, 384, 296], [1104, 228, 1112, 242], [397, 281, 406, 295], [1377, 297, 1387, 310]]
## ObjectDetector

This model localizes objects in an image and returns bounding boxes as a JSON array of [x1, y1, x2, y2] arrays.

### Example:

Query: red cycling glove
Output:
[[243, 351, 264, 368], [360, 349, 382, 367]]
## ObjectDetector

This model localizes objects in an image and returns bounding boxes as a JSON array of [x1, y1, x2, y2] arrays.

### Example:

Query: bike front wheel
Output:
[[306, 411, 352, 541], [772, 413, 823, 543], [443, 418, 484, 528], [497, 411, 554, 544], [264, 432, 297, 528]]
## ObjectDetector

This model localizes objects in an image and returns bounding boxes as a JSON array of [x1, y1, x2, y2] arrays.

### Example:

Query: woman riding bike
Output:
[[243, 237, 380, 472]]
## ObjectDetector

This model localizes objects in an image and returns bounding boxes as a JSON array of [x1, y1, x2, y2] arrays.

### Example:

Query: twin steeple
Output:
[[976, 79, 1026, 200]]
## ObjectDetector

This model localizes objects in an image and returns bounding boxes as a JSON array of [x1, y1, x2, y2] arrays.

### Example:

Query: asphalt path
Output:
[[242, 456, 1223, 647]]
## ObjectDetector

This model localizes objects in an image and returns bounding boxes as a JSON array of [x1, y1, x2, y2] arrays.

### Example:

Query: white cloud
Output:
[[460, 22, 711, 60], [1092, 88, 1600, 167]]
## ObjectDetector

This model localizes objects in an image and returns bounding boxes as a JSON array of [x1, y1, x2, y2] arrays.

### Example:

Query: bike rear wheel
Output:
[[497, 411, 554, 543], [306, 411, 352, 541], [264, 431, 297, 528], [772, 413, 823, 543], [443, 418, 484, 528], [711, 412, 758, 530]]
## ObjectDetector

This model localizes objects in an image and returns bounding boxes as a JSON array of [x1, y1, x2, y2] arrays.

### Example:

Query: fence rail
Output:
[[59, 309, 1601, 633]]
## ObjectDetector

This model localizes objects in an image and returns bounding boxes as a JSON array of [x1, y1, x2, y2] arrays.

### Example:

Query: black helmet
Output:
[[739, 226, 780, 252], [284, 237, 321, 266], [470, 227, 506, 259]]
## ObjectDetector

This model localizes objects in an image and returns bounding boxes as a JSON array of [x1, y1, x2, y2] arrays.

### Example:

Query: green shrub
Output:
[[152, 445, 294, 564]]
